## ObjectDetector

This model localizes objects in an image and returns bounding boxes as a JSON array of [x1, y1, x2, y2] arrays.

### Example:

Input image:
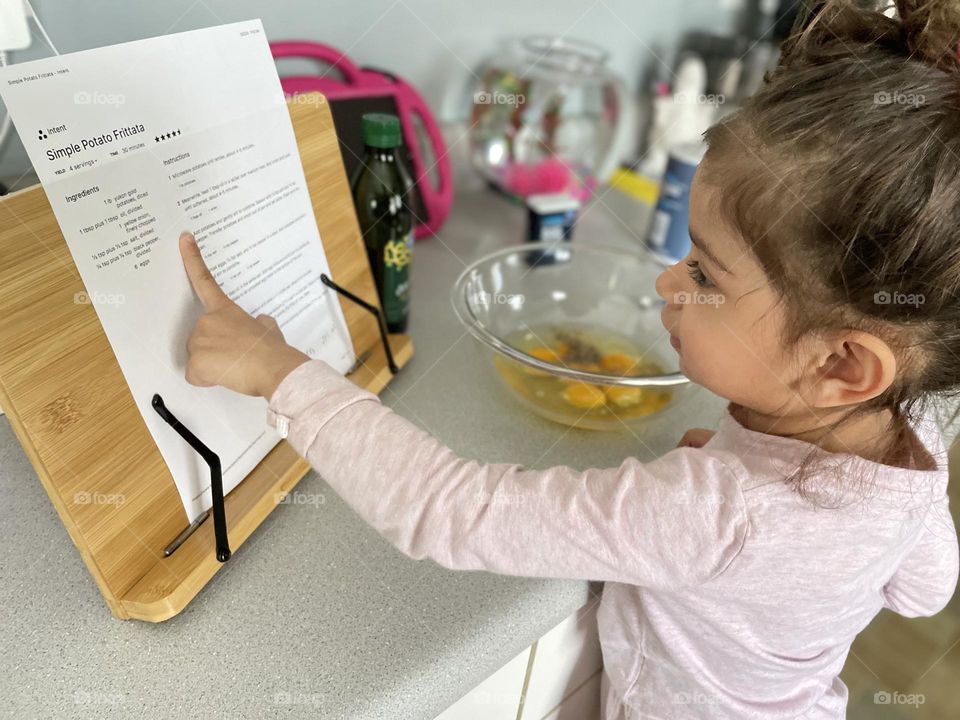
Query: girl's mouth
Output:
[[670, 335, 681, 352]]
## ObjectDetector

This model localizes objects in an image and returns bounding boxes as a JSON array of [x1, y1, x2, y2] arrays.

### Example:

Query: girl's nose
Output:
[[655, 262, 681, 304]]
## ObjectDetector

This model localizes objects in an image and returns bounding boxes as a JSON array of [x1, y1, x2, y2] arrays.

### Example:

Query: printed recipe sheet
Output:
[[0, 20, 356, 521]]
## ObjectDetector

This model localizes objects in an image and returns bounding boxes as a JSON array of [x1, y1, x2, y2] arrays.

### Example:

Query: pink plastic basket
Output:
[[270, 41, 453, 240]]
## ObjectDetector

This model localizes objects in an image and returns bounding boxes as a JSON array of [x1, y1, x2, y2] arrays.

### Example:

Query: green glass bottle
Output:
[[350, 113, 414, 334]]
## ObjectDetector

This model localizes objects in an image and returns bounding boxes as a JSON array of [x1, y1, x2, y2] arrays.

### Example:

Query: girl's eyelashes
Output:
[[686, 259, 714, 289]]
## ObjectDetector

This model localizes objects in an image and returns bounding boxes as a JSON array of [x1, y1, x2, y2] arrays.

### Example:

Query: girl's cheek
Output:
[[686, 305, 732, 362]]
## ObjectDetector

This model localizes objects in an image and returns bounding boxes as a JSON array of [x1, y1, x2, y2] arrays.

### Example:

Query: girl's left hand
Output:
[[179, 232, 310, 399], [676, 428, 716, 448]]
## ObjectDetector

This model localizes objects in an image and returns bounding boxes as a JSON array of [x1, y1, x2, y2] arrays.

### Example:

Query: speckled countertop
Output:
[[0, 153, 730, 720]]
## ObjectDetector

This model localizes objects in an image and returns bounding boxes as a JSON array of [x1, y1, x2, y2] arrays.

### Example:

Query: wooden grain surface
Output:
[[0, 94, 412, 621]]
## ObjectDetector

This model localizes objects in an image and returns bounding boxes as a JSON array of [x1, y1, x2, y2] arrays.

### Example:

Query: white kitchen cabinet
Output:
[[542, 668, 602, 720], [433, 601, 602, 720], [433, 645, 530, 720], [521, 601, 602, 719], [436, 601, 603, 720]]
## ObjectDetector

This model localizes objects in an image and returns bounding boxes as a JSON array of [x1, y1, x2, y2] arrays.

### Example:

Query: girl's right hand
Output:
[[179, 231, 310, 399]]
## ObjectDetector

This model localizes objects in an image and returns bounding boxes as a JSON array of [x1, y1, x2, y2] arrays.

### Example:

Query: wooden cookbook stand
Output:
[[0, 94, 413, 622]]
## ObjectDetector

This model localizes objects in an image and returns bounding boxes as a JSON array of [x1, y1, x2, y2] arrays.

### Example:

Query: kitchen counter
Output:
[[0, 153, 728, 719]]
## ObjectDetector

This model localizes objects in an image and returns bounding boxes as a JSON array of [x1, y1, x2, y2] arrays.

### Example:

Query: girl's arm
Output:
[[266, 358, 750, 589], [176, 232, 748, 589], [882, 488, 959, 617]]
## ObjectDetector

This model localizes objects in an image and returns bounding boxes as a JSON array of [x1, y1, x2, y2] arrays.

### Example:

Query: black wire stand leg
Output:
[[152, 394, 231, 563], [320, 273, 398, 375], [152, 274, 399, 561]]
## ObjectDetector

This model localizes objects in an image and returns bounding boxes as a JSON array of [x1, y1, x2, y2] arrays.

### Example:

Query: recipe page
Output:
[[0, 20, 356, 521]]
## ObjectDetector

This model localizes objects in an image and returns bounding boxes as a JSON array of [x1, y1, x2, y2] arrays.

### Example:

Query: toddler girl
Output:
[[177, 1, 960, 716]]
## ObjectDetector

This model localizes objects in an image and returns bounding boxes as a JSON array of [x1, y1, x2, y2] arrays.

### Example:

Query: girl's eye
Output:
[[686, 259, 714, 288]]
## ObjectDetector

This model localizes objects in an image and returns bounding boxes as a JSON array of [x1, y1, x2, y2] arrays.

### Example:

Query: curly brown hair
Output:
[[700, 1, 960, 495]]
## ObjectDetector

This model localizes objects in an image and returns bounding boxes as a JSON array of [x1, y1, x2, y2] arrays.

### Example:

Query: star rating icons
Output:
[[155, 129, 182, 143]]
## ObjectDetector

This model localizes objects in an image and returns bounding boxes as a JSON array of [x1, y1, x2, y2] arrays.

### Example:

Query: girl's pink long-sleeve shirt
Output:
[[266, 359, 959, 719]]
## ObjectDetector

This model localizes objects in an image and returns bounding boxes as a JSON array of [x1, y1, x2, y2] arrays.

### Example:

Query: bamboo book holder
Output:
[[0, 94, 413, 622]]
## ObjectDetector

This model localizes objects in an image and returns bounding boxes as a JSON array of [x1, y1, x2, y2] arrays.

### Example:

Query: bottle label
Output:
[[382, 232, 412, 324]]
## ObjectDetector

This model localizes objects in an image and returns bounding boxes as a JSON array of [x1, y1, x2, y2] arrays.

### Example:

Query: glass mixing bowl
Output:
[[451, 241, 690, 431]]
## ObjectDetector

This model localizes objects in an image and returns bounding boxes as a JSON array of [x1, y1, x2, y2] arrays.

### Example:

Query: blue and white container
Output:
[[525, 192, 579, 267], [526, 193, 579, 242], [645, 140, 707, 262]]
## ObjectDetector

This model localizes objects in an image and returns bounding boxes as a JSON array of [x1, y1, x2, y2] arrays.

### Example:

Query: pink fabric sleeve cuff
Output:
[[265, 358, 381, 452]]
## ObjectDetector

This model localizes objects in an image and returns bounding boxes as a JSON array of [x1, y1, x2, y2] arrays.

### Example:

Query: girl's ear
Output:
[[808, 330, 897, 408]]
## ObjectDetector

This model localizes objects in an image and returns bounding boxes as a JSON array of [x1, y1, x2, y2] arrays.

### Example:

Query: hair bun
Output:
[[896, 0, 960, 72], [783, 0, 960, 74]]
